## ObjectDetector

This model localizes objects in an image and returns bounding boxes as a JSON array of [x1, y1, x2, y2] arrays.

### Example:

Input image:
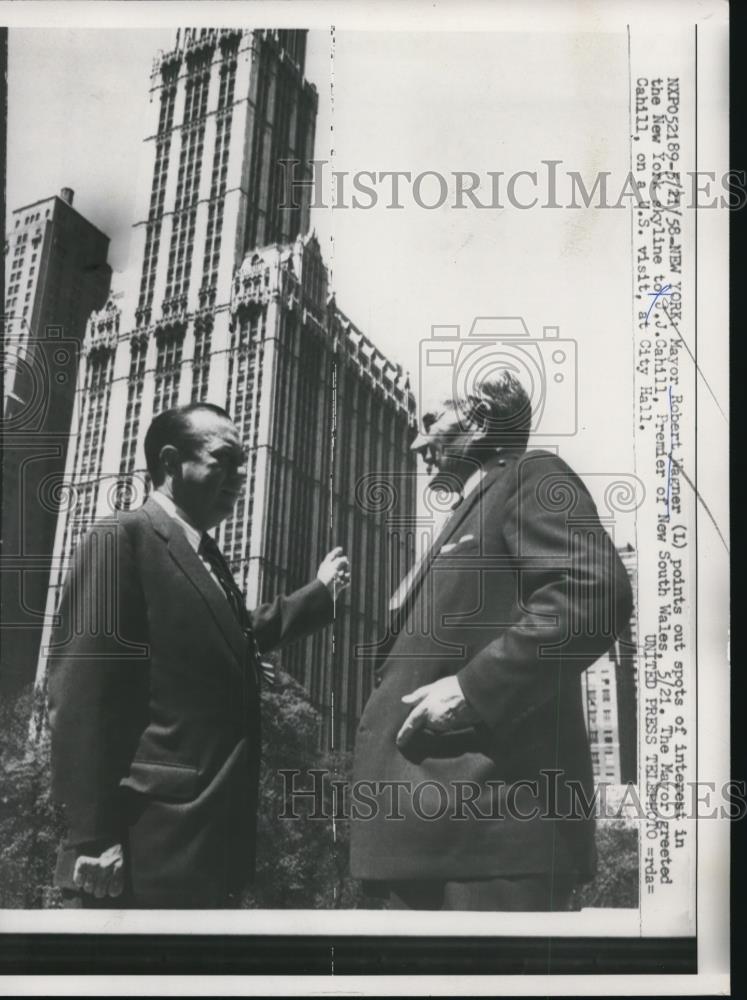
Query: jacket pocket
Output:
[[120, 758, 200, 802], [398, 725, 490, 764]]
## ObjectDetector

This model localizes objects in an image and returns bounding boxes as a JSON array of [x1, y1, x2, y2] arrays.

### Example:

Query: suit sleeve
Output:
[[47, 520, 149, 847], [250, 579, 334, 653], [457, 453, 633, 733]]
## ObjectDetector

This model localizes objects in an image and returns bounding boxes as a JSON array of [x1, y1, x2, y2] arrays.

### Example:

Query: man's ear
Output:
[[159, 444, 181, 481], [469, 400, 491, 441]]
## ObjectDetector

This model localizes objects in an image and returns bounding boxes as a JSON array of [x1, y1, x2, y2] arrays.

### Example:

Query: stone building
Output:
[[582, 542, 639, 784], [32, 29, 416, 748], [2, 189, 111, 695]]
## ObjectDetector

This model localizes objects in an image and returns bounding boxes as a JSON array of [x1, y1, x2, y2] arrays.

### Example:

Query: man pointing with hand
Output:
[[49, 402, 349, 908]]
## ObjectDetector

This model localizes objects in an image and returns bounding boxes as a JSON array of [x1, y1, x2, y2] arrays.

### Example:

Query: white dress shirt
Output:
[[151, 490, 225, 595], [388, 465, 487, 613]]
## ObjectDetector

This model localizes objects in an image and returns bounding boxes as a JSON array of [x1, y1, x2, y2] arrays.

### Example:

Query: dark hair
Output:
[[453, 370, 532, 451], [144, 402, 232, 485]]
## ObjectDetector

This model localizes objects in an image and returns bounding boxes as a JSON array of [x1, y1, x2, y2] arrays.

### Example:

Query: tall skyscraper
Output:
[[32, 29, 417, 748], [582, 542, 638, 784], [2, 189, 112, 695]]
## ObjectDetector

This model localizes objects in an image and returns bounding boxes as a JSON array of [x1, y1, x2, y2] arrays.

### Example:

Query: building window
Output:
[[153, 328, 184, 413], [162, 53, 210, 304], [201, 47, 237, 291], [59, 348, 115, 575], [119, 337, 148, 480], [191, 319, 213, 401], [137, 69, 178, 318], [221, 309, 264, 565]]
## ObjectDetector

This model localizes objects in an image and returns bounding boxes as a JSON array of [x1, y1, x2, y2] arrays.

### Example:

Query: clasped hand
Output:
[[73, 842, 124, 898], [395, 675, 480, 749]]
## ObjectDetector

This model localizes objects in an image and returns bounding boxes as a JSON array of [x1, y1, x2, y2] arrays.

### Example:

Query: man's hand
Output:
[[396, 676, 480, 749], [73, 842, 125, 899], [317, 546, 350, 597]]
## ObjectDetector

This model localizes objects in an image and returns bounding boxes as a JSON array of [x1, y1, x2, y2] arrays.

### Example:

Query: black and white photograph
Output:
[[0, 0, 730, 994]]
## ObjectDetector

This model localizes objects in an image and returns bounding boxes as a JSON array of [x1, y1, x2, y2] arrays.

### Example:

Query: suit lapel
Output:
[[141, 498, 247, 672], [393, 455, 512, 624]]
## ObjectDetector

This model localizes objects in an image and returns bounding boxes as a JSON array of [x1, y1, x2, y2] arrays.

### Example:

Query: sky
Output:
[[7, 25, 636, 532]]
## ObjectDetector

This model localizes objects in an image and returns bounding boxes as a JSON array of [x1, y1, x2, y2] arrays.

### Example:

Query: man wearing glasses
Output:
[[351, 371, 632, 911]]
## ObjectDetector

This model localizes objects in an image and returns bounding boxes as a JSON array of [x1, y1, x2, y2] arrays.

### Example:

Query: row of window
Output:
[[141, 47, 240, 310], [7, 252, 36, 284], [587, 708, 613, 724], [588, 729, 617, 743], [201, 56, 236, 293], [221, 311, 263, 563], [119, 340, 148, 477], [17, 209, 47, 227], [152, 330, 184, 414], [183, 67, 211, 125], [139, 77, 179, 312], [202, 140, 231, 287], [190, 321, 212, 402], [7, 269, 36, 295], [164, 59, 210, 302], [57, 349, 115, 578], [148, 138, 172, 221], [157, 70, 178, 135]]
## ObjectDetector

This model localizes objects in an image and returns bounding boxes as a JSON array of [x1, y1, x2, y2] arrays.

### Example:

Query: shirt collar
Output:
[[459, 447, 516, 500], [461, 465, 487, 500], [151, 490, 203, 553]]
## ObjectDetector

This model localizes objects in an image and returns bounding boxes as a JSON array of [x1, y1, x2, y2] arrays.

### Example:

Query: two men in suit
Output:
[[350, 372, 633, 910], [48, 402, 349, 907]]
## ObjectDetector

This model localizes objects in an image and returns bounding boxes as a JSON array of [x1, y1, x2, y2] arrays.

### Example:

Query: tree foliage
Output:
[[576, 818, 639, 909], [0, 678, 637, 909], [0, 686, 64, 908], [242, 665, 377, 908]]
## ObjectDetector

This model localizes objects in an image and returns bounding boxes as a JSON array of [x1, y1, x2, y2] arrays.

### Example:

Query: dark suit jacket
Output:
[[350, 449, 633, 883], [47, 496, 333, 907]]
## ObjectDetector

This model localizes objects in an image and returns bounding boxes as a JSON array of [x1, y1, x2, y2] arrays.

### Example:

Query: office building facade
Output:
[[2, 189, 111, 694], [582, 542, 639, 785], [32, 29, 417, 748]]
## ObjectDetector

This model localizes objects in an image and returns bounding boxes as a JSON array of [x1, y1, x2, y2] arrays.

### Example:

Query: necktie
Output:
[[199, 533, 276, 687]]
